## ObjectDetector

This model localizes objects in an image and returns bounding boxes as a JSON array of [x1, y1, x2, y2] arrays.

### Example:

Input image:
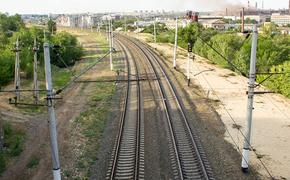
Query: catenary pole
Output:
[[33, 38, 39, 104], [111, 18, 114, 48], [241, 24, 258, 172], [97, 22, 100, 33], [106, 21, 109, 42], [124, 16, 127, 33], [173, 17, 178, 69], [153, 18, 157, 43], [109, 19, 113, 70], [43, 43, 61, 180], [14, 38, 21, 102]]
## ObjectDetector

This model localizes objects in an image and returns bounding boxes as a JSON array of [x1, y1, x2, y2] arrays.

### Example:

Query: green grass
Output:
[[51, 66, 72, 90], [72, 82, 116, 178], [0, 122, 26, 175], [26, 155, 39, 169]]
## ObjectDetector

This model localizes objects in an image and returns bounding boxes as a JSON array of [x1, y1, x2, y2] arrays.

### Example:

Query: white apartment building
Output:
[[271, 13, 290, 26]]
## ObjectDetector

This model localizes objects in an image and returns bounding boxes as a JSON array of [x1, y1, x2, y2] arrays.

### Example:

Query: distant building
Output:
[[56, 14, 95, 28], [223, 16, 240, 21], [56, 15, 73, 27], [271, 13, 290, 26], [164, 20, 183, 30], [244, 15, 267, 24], [200, 19, 229, 30]]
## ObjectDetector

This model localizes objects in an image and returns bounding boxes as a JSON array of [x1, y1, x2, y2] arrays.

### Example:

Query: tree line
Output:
[[0, 13, 83, 86]]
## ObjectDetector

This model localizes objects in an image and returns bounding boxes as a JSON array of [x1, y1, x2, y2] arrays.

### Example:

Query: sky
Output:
[[0, 0, 289, 14]]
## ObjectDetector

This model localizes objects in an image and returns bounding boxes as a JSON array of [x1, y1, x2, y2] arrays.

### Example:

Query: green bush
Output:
[[51, 32, 83, 67], [0, 151, 6, 174], [0, 13, 83, 86], [3, 123, 25, 157], [257, 61, 290, 98], [0, 49, 14, 86], [147, 22, 290, 98], [0, 122, 26, 175]]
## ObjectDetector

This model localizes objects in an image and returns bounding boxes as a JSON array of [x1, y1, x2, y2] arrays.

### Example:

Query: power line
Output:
[[55, 51, 110, 95], [197, 35, 248, 77], [192, 60, 274, 179]]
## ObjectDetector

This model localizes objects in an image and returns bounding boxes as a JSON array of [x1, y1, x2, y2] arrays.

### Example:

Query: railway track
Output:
[[106, 39, 144, 180], [117, 34, 214, 180]]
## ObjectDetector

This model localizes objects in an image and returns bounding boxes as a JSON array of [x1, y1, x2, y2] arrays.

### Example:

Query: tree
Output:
[[47, 19, 57, 34], [179, 22, 203, 45], [50, 32, 83, 67], [261, 23, 279, 35]]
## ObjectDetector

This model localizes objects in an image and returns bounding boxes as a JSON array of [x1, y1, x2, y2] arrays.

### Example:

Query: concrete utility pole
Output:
[[44, 29, 47, 41], [153, 18, 157, 43], [97, 22, 100, 33], [111, 19, 114, 48], [173, 17, 178, 69], [14, 38, 21, 102], [136, 16, 139, 34], [109, 19, 113, 71], [106, 22, 109, 42], [43, 43, 61, 180], [124, 17, 127, 33], [33, 38, 39, 104], [241, 24, 258, 172]]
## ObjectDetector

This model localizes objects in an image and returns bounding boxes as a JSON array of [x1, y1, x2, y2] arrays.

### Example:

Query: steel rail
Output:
[[106, 38, 142, 180], [119, 34, 214, 180]]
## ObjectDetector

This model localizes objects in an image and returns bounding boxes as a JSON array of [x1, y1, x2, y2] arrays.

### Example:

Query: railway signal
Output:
[[173, 17, 178, 69], [241, 24, 258, 172], [187, 42, 193, 86], [43, 43, 61, 180]]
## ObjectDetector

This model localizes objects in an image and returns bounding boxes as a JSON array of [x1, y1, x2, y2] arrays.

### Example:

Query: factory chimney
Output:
[[186, 11, 199, 23], [192, 12, 199, 22], [248, 1, 250, 9], [241, 7, 245, 33], [255, 2, 258, 9], [226, 8, 228, 16]]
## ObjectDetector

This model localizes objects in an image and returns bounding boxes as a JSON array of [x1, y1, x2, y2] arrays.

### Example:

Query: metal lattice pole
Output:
[[241, 24, 258, 172], [43, 43, 61, 180]]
